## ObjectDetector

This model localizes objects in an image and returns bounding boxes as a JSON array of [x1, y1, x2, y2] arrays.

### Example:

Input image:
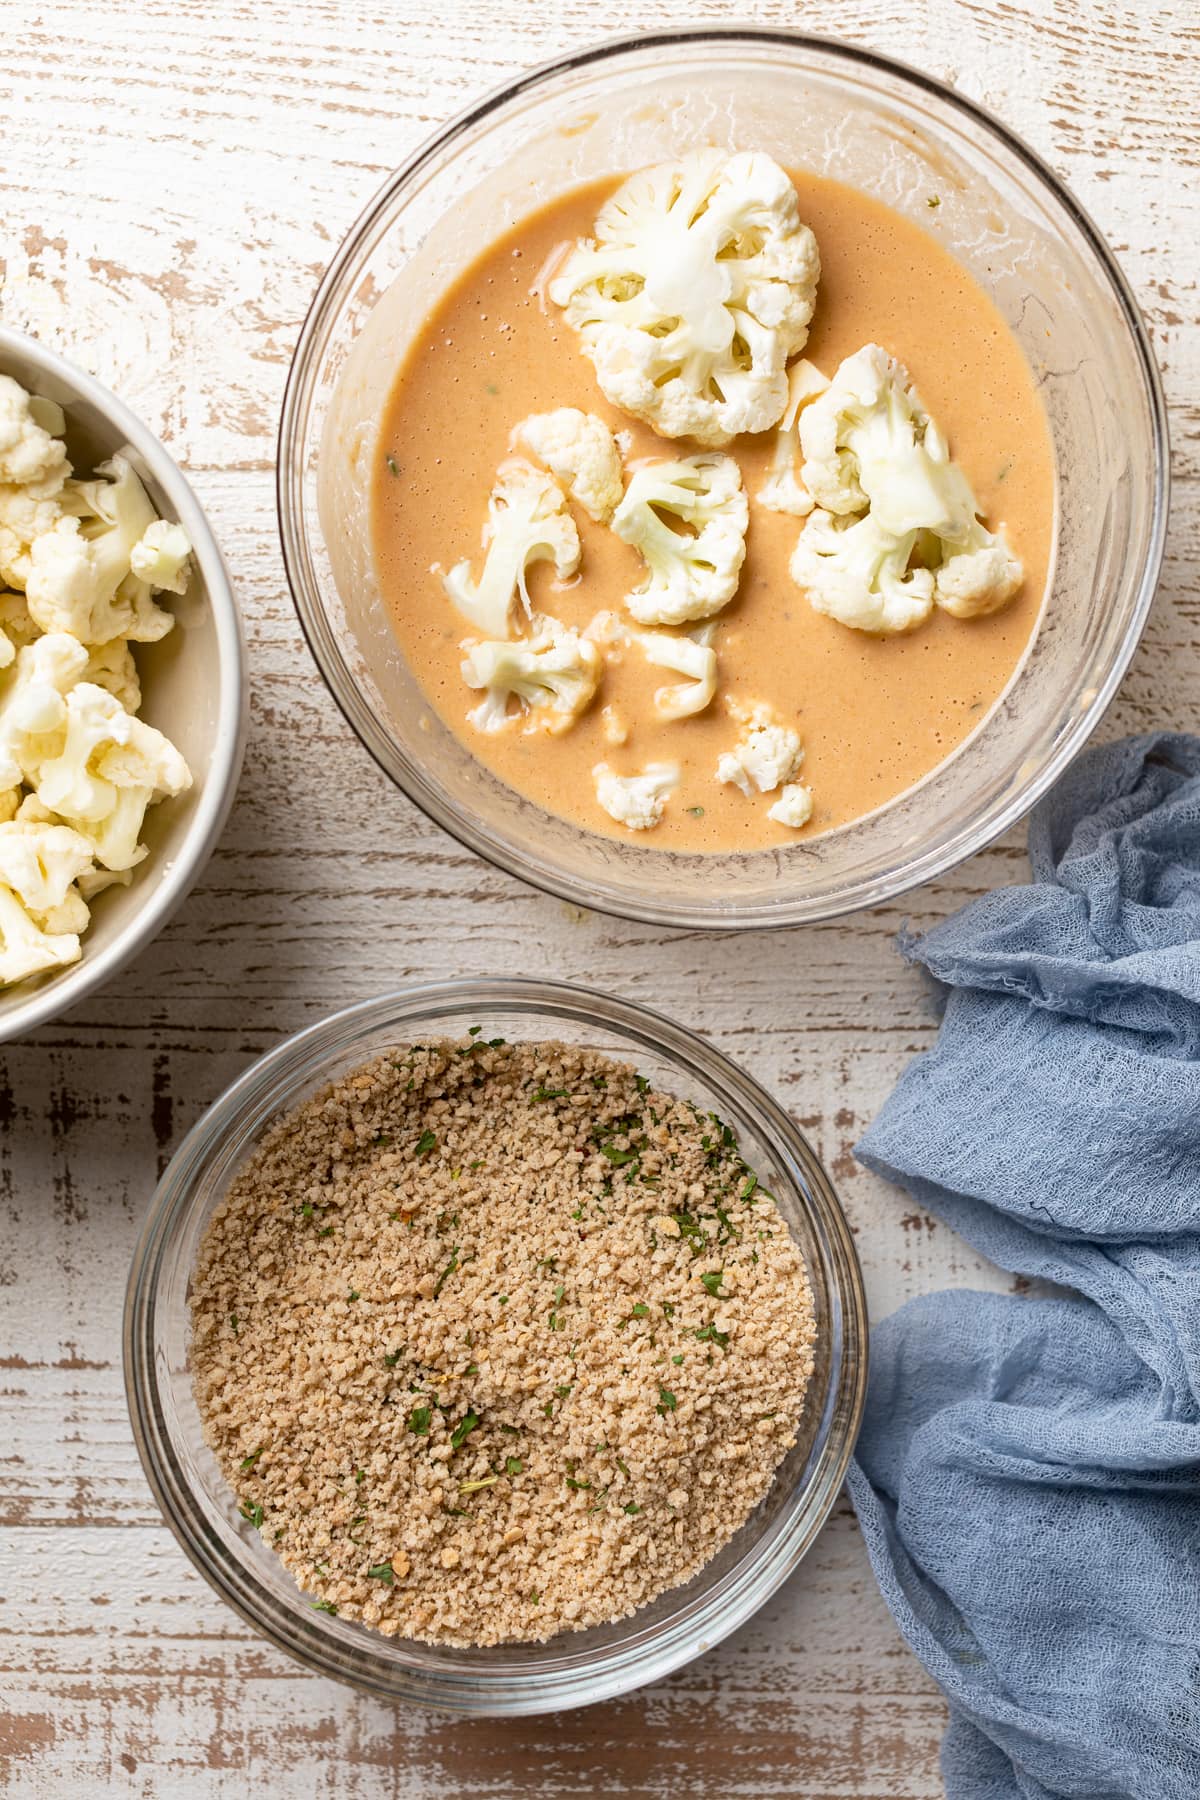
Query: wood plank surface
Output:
[[0, 0, 1197, 1793]]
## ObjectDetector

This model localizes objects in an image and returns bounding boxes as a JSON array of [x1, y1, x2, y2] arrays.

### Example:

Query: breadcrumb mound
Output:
[[190, 1037, 817, 1647]]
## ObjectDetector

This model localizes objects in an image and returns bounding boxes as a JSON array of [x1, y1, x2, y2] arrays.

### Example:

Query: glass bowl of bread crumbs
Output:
[[125, 980, 866, 1713]]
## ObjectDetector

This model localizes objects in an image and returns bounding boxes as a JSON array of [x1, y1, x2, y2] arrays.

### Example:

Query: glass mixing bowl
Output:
[[124, 979, 866, 1713], [278, 30, 1167, 928]]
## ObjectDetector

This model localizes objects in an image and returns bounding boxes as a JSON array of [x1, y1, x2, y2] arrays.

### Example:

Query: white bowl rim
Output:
[[0, 326, 247, 1040]]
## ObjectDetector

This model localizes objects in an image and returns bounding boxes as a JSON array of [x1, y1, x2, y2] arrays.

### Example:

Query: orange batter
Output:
[[371, 170, 1055, 851]]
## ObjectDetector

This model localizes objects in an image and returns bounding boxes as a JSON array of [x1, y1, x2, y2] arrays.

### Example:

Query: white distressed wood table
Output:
[[1, 1, 1195, 1793]]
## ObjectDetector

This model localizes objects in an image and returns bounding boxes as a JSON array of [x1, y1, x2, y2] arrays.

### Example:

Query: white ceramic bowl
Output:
[[0, 328, 246, 1040]]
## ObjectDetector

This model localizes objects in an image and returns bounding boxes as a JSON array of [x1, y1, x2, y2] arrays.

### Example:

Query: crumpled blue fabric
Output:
[[845, 733, 1200, 1800]]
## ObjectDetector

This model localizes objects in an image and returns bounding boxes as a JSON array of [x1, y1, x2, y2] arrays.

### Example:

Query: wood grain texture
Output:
[[0, 0, 1196, 1793]]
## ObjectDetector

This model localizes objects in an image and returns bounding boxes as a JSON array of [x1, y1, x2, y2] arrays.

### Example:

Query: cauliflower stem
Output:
[[443, 458, 580, 640], [758, 359, 830, 516], [632, 628, 718, 721]]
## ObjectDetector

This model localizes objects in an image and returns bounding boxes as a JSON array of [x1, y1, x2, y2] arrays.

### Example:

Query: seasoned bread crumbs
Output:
[[190, 1037, 817, 1646]]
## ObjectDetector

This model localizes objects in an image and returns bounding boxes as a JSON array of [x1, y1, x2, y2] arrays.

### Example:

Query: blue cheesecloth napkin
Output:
[[844, 733, 1200, 1800]]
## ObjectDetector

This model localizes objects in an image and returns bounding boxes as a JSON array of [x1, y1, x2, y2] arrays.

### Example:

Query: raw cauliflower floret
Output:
[[85, 638, 142, 715], [0, 818, 96, 935], [793, 344, 1023, 629], [933, 521, 1025, 619], [15, 791, 130, 904], [632, 627, 718, 721], [0, 883, 81, 986], [592, 761, 679, 831], [613, 454, 748, 626], [716, 704, 804, 796], [768, 782, 814, 829], [0, 633, 89, 790], [460, 615, 601, 734], [791, 509, 934, 636], [28, 682, 192, 872], [26, 455, 180, 644], [0, 377, 69, 490], [758, 359, 830, 516], [129, 518, 192, 596], [0, 479, 68, 592], [799, 344, 973, 531], [548, 151, 820, 446], [512, 410, 624, 523], [443, 457, 581, 640]]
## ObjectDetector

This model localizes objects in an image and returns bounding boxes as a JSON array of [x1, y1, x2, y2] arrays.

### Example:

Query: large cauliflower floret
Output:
[[548, 151, 820, 446], [0, 633, 89, 790], [716, 702, 804, 797], [758, 359, 830, 516], [632, 627, 718, 721], [512, 410, 624, 523], [792, 344, 1024, 631], [592, 761, 679, 831], [791, 509, 934, 635], [612, 453, 748, 626], [0, 377, 69, 490], [26, 455, 180, 644], [443, 457, 581, 641], [460, 615, 601, 734], [27, 682, 193, 872], [799, 344, 973, 533]]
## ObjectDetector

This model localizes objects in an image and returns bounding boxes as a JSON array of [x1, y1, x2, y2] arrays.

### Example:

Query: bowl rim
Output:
[[123, 975, 869, 1713], [0, 325, 247, 1039], [278, 26, 1169, 930]]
